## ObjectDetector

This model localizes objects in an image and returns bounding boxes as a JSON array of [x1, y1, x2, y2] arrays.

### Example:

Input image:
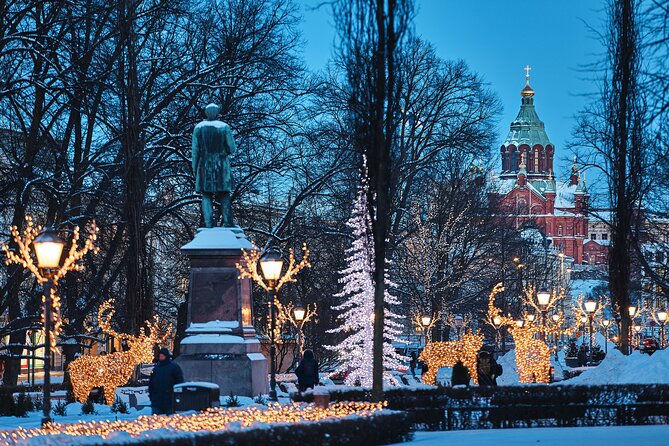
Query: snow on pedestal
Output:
[[176, 226, 267, 396]]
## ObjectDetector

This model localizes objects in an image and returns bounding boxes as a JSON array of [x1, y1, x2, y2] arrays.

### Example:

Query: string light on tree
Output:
[[1, 217, 98, 347], [325, 170, 405, 386]]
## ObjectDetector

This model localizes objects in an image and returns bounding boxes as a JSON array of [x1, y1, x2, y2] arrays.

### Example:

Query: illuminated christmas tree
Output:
[[327, 166, 405, 386]]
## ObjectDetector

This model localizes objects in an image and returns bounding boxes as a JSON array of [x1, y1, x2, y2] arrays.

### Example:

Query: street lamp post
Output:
[[493, 315, 502, 353], [551, 313, 560, 353], [584, 297, 597, 364], [602, 319, 611, 355], [537, 286, 550, 340], [633, 324, 642, 351], [657, 309, 667, 349], [259, 249, 284, 402], [454, 314, 463, 340], [33, 227, 65, 426], [421, 315, 432, 346], [293, 306, 306, 360], [628, 305, 637, 355]]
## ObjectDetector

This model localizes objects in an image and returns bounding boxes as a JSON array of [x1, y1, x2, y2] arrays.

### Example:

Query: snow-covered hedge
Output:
[[12, 411, 411, 446]]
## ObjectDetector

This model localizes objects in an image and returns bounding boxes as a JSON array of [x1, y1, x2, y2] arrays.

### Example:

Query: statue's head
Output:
[[204, 103, 221, 120]]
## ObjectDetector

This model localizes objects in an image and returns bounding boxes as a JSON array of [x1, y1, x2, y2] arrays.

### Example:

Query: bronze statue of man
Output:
[[192, 104, 237, 227]]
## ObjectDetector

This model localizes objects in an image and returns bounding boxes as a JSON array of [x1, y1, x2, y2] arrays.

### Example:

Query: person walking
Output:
[[409, 351, 417, 377], [451, 360, 471, 387], [295, 349, 319, 392], [476, 350, 503, 386], [149, 348, 184, 415], [577, 344, 588, 367]]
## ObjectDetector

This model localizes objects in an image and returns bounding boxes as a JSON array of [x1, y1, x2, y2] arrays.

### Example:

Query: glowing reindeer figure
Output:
[[68, 300, 172, 404], [419, 333, 484, 385], [487, 283, 551, 384], [508, 323, 551, 384]]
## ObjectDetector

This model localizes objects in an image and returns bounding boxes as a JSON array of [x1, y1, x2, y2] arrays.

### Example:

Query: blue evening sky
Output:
[[297, 0, 606, 178]]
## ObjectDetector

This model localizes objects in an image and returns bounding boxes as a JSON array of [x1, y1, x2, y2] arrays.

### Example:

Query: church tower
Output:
[[500, 66, 554, 180]]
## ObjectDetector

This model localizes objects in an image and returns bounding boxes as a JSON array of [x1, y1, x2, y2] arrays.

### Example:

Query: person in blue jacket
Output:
[[148, 348, 184, 415]]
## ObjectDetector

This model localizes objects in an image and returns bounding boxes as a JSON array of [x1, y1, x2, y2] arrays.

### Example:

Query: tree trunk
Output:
[[119, 0, 152, 333]]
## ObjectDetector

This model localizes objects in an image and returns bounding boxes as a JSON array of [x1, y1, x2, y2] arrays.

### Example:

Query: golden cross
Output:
[[524, 65, 532, 82]]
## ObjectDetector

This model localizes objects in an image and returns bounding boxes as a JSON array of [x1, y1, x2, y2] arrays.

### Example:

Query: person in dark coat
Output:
[[295, 349, 319, 392], [476, 350, 502, 386], [451, 360, 470, 386], [149, 348, 184, 415], [409, 351, 417, 377], [577, 344, 588, 367]]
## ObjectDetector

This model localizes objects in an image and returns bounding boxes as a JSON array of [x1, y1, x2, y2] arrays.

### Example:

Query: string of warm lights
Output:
[[486, 283, 550, 383], [418, 332, 483, 385], [443, 312, 472, 331], [68, 300, 173, 404], [0, 402, 386, 444], [1, 217, 98, 348], [272, 300, 318, 353], [412, 311, 440, 343], [521, 284, 564, 315], [572, 294, 607, 326], [236, 243, 311, 292]]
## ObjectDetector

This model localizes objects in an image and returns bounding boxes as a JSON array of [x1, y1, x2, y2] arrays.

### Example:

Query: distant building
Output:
[[489, 70, 598, 265]]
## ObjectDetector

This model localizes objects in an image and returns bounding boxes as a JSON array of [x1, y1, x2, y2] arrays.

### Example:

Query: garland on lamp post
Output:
[[236, 244, 311, 401], [1, 217, 97, 426], [413, 311, 439, 345], [274, 300, 318, 361]]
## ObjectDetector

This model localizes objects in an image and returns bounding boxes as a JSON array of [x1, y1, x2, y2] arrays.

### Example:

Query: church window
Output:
[[591, 234, 596, 240], [602, 233, 608, 241], [558, 225, 563, 236]]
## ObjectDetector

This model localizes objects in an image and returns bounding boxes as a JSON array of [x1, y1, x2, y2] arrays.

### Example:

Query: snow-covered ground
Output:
[[391, 425, 669, 446], [0, 403, 152, 431]]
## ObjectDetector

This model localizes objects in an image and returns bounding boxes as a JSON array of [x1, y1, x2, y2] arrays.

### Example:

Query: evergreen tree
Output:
[[327, 168, 405, 386]]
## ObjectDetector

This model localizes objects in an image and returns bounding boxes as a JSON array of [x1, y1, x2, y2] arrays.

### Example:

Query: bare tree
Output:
[[573, 0, 649, 354]]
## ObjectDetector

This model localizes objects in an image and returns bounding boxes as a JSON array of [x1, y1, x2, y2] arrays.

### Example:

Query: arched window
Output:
[[517, 199, 528, 215]]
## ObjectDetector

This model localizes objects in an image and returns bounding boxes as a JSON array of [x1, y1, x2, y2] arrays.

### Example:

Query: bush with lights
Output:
[[0, 402, 411, 446]]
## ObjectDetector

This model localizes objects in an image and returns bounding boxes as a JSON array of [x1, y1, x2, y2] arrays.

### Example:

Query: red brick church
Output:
[[489, 69, 599, 264]]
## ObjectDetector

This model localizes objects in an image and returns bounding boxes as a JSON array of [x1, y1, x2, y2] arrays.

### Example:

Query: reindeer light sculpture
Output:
[[68, 300, 172, 404], [418, 332, 483, 385], [485, 283, 574, 384]]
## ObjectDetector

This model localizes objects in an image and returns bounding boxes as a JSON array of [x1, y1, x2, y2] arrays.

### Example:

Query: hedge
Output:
[[294, 385, 669, 429]]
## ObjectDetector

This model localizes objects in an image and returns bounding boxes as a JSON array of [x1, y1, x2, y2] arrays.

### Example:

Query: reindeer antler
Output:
[[98, 300, 135, 341]]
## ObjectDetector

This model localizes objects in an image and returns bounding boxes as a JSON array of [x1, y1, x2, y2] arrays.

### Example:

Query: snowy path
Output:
[[393, 425, 669, 446]]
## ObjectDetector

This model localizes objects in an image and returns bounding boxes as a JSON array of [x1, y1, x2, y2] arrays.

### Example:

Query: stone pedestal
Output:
[[175, 227, 268, 397]]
